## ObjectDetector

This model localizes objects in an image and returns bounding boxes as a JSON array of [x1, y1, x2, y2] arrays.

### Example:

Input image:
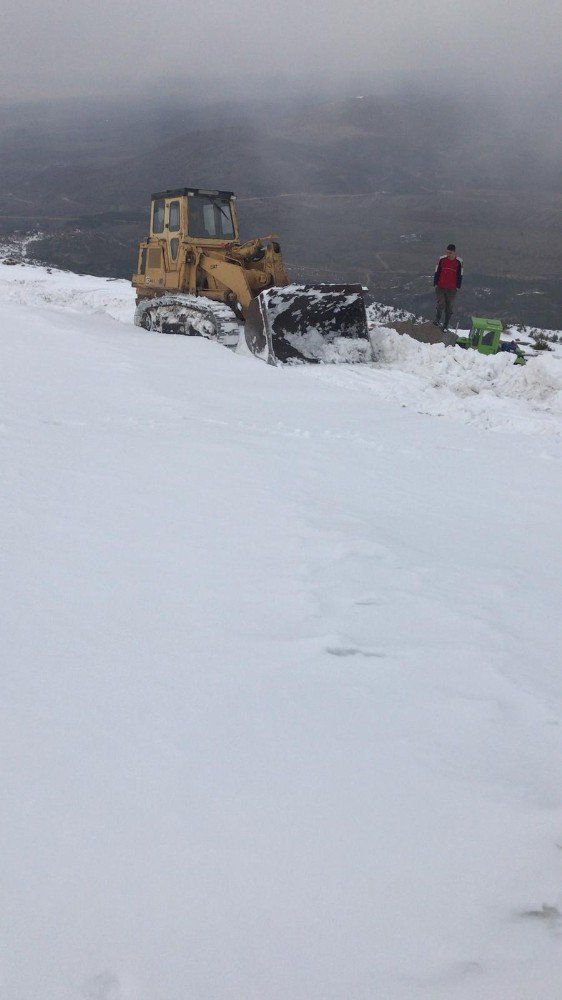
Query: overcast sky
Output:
[[2, 0, 562, 102]]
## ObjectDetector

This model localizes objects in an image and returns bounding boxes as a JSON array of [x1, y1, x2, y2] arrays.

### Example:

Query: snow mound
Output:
[[367, 300, 424, 325], [285, 329, 373, 363], [0, 258, 134, 324], [306, 326, 562, 438], [373, 325, 562, 404]]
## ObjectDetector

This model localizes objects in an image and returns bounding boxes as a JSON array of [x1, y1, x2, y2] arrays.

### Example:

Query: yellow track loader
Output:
[[132, 187, 371, 364]]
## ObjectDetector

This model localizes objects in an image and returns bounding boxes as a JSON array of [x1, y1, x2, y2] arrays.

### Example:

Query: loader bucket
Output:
[[244, 284, 372, 365]]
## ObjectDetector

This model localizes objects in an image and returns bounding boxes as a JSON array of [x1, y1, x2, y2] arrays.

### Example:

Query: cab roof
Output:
[[151, 188, 236, 200]]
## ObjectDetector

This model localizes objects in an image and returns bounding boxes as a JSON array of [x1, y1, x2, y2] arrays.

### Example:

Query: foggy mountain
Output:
[[1, 91, 561, 326]]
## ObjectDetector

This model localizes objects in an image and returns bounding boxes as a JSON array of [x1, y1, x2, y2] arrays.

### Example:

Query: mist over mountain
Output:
[[1, 89, 561, 326]]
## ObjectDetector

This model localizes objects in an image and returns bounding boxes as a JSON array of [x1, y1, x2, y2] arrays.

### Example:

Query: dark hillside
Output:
[[1, 93, 561, 327]]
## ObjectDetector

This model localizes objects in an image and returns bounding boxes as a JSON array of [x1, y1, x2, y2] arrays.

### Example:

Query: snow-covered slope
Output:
[[2, 262, 562, 1000]]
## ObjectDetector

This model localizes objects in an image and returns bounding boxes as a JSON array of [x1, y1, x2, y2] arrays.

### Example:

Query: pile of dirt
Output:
[[388, 319, 458, 346]]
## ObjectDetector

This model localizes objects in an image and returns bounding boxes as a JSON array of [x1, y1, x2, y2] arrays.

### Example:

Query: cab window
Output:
[[188, 194, 234, 238], [203, 203, 216, 235], [169, 201, 180, 232], [152, 199, 165, 234]]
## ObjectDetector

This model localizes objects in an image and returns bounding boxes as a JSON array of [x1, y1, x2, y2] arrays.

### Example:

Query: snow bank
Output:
[[0, 258, 134, 324], [373, 325, 562, 404], [1, 257, 561, 440], [305, 324, 562, 438]]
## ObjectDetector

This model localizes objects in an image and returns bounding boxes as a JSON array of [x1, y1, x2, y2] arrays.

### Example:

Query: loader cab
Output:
[[456, 317, 527, 365], [468, 317, 503, 355], [149, 188, 239, 245], [132, 186, 243, 300], [457, 317, 503, 355]]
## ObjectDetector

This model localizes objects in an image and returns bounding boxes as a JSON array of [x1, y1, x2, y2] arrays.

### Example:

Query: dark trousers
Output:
[[435, 287, 457, 328]]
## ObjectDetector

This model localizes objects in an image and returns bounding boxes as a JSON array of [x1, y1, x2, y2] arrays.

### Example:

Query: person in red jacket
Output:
[[433, 243, 463, 331]]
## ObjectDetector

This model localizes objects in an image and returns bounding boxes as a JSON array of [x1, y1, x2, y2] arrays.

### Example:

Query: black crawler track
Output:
[[134, 294, 242, 348]]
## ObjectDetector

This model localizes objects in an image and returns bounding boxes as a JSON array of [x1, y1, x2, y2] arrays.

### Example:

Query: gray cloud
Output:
[[2, 0, 562, 102]]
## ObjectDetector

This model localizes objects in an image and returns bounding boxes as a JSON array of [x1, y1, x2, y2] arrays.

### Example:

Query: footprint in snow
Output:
[[520, 903, 561, 922], [326, 646, 385, 659], [82, 972, 121, 1000]]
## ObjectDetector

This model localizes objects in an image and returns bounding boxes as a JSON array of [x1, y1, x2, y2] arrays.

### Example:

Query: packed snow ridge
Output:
[[1, 256, 562, 1000]]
